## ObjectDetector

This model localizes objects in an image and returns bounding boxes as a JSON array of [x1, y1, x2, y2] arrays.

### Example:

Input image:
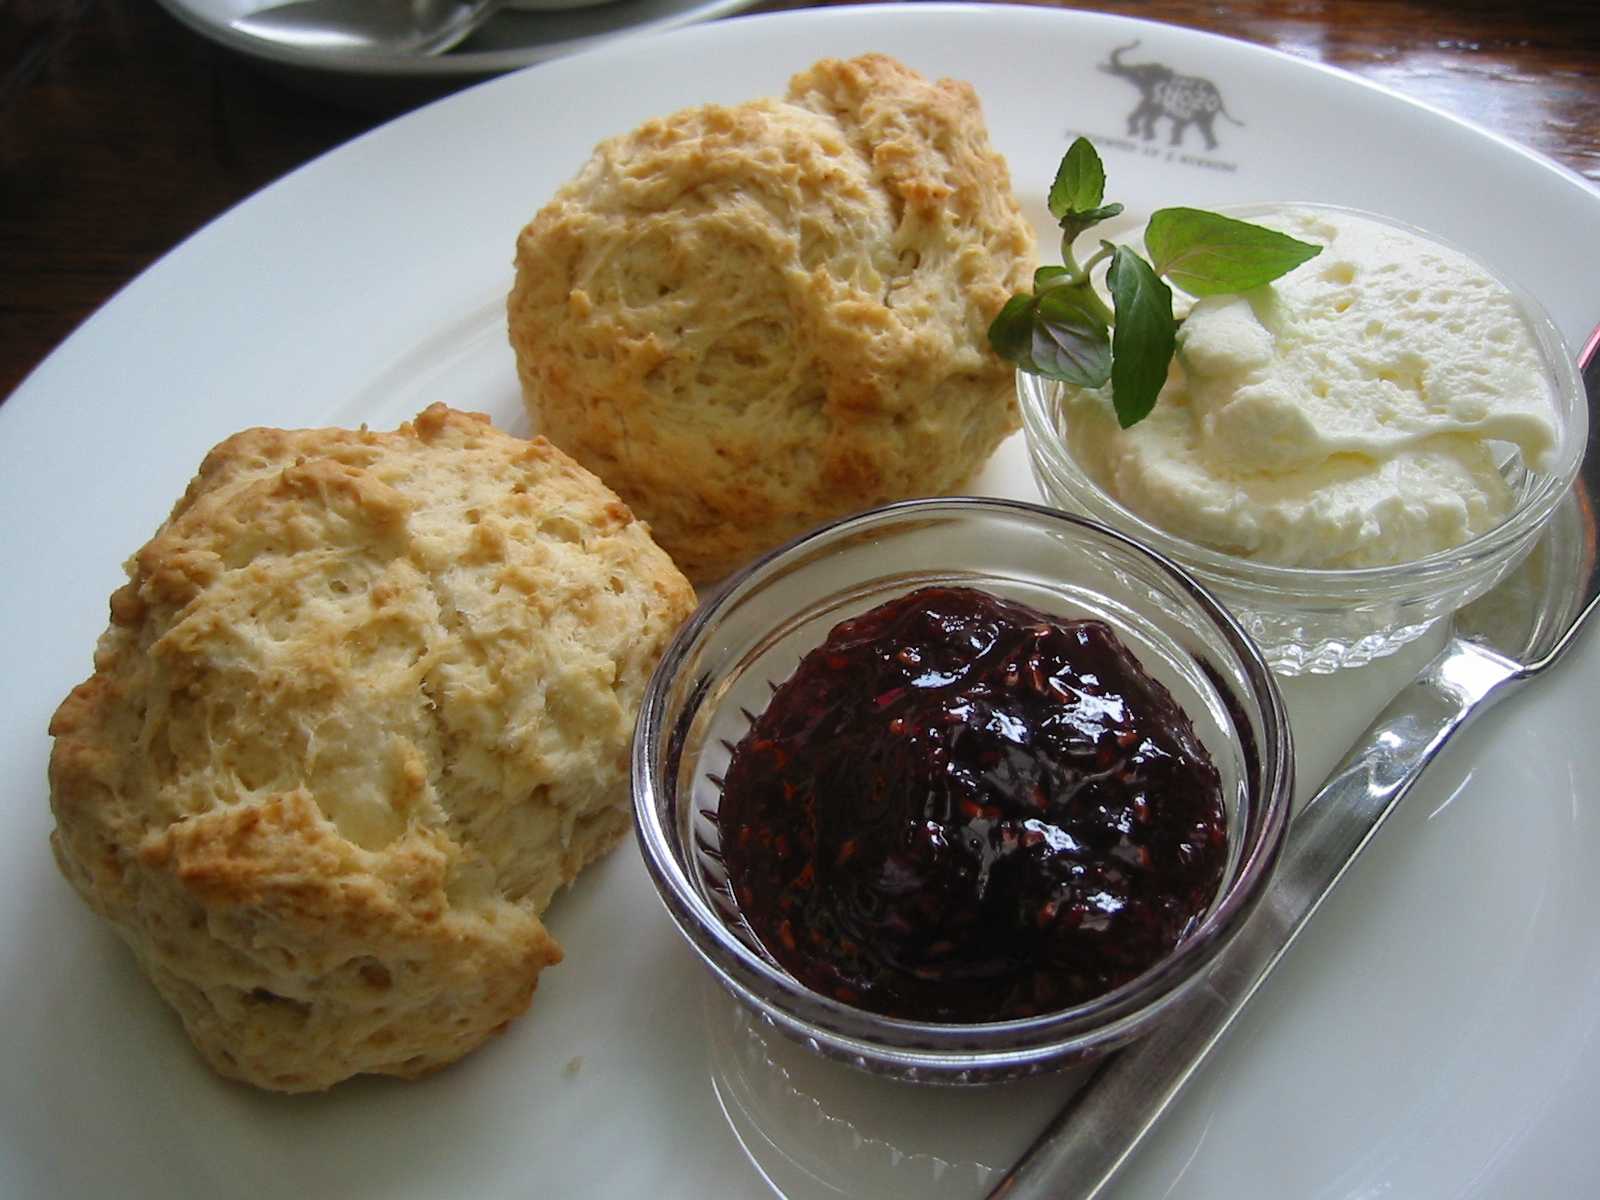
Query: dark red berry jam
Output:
[[717, 586, 1228, 1024]]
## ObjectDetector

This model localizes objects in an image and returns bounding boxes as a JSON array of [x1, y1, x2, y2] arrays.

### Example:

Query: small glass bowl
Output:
[[1020, 204, 1587, 675], [633, 498, 1292, 1084]]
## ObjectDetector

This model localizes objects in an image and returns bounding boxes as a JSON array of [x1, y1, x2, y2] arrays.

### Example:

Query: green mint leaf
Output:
[[1077, 202, 1125, 225], [1034, 265, 1072, 289], [1144, 207, 1322, 297], [1057, 203, 1125, 246], [986, 289, 1110, 387], [988, 293, 1044, 367], [1032, 290, 1112, 387], [1049, 140, 1125, 244], [1106, 246, 1175, 427], [1048, 137, 1106, 221]]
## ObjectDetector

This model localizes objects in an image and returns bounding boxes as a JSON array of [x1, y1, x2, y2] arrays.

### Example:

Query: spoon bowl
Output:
[[230, 0, 504, 57]]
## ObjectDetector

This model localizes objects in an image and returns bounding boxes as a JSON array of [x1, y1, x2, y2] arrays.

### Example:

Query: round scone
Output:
[[508, 53, 1037, 582], [47, 404, 696, 1092]]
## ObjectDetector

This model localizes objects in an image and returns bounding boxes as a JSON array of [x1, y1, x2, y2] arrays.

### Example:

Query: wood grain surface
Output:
[[2, 0, 1597, 402]]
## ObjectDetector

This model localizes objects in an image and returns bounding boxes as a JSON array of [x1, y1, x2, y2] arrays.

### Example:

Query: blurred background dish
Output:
[[152, 0, 761, 107], [227, 0, 518, 61]]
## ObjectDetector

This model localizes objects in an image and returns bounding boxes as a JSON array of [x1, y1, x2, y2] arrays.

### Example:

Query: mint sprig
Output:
[[989, 138, 1321, 427]]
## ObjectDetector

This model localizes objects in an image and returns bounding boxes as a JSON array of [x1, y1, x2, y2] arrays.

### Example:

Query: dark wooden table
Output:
[[2, 0, 1597, 404]]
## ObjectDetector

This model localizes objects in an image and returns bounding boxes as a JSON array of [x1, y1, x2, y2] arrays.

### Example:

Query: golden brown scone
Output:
[[508, 54, 1037, 582], [48, 404, 696, 1092]]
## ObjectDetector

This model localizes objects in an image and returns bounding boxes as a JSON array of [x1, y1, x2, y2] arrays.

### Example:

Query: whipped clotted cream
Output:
[[1060, 206, 1561, 568]]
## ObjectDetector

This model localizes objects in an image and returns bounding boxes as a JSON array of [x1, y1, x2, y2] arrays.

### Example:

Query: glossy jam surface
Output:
[[717, 586, 1228, 1024]]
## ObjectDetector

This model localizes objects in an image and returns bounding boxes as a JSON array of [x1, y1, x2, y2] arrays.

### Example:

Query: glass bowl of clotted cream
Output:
[[1020, 203, 1587, 675]]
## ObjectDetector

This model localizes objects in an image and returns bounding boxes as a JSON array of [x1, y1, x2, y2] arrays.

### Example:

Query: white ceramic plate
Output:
[[4, 5, 1600, 1198]]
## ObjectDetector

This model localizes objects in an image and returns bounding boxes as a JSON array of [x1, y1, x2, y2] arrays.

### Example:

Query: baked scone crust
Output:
[[48, 405, 696, 1091], [509, 54, 1037, 581]]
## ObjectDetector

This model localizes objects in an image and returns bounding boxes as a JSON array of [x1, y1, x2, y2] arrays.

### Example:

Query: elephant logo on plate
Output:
[[1101, 41, 1243, 151]]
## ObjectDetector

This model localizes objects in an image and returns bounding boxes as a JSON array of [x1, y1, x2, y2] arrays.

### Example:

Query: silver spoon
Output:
[[229, 0, 502, 57], [987, 323, 1600, 1200]]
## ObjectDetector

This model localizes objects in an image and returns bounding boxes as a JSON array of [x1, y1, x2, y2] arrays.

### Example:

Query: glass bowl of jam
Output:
[[633, 497, 1293, 1083]]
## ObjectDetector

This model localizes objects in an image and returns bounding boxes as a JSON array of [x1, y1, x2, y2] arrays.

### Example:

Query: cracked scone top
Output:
[[47, 405, 696, 1091], [508, 54, 1037, 582]]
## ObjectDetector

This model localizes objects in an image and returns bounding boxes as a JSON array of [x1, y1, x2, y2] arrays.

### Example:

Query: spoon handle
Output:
[[985, 636, 1523, 1200]]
